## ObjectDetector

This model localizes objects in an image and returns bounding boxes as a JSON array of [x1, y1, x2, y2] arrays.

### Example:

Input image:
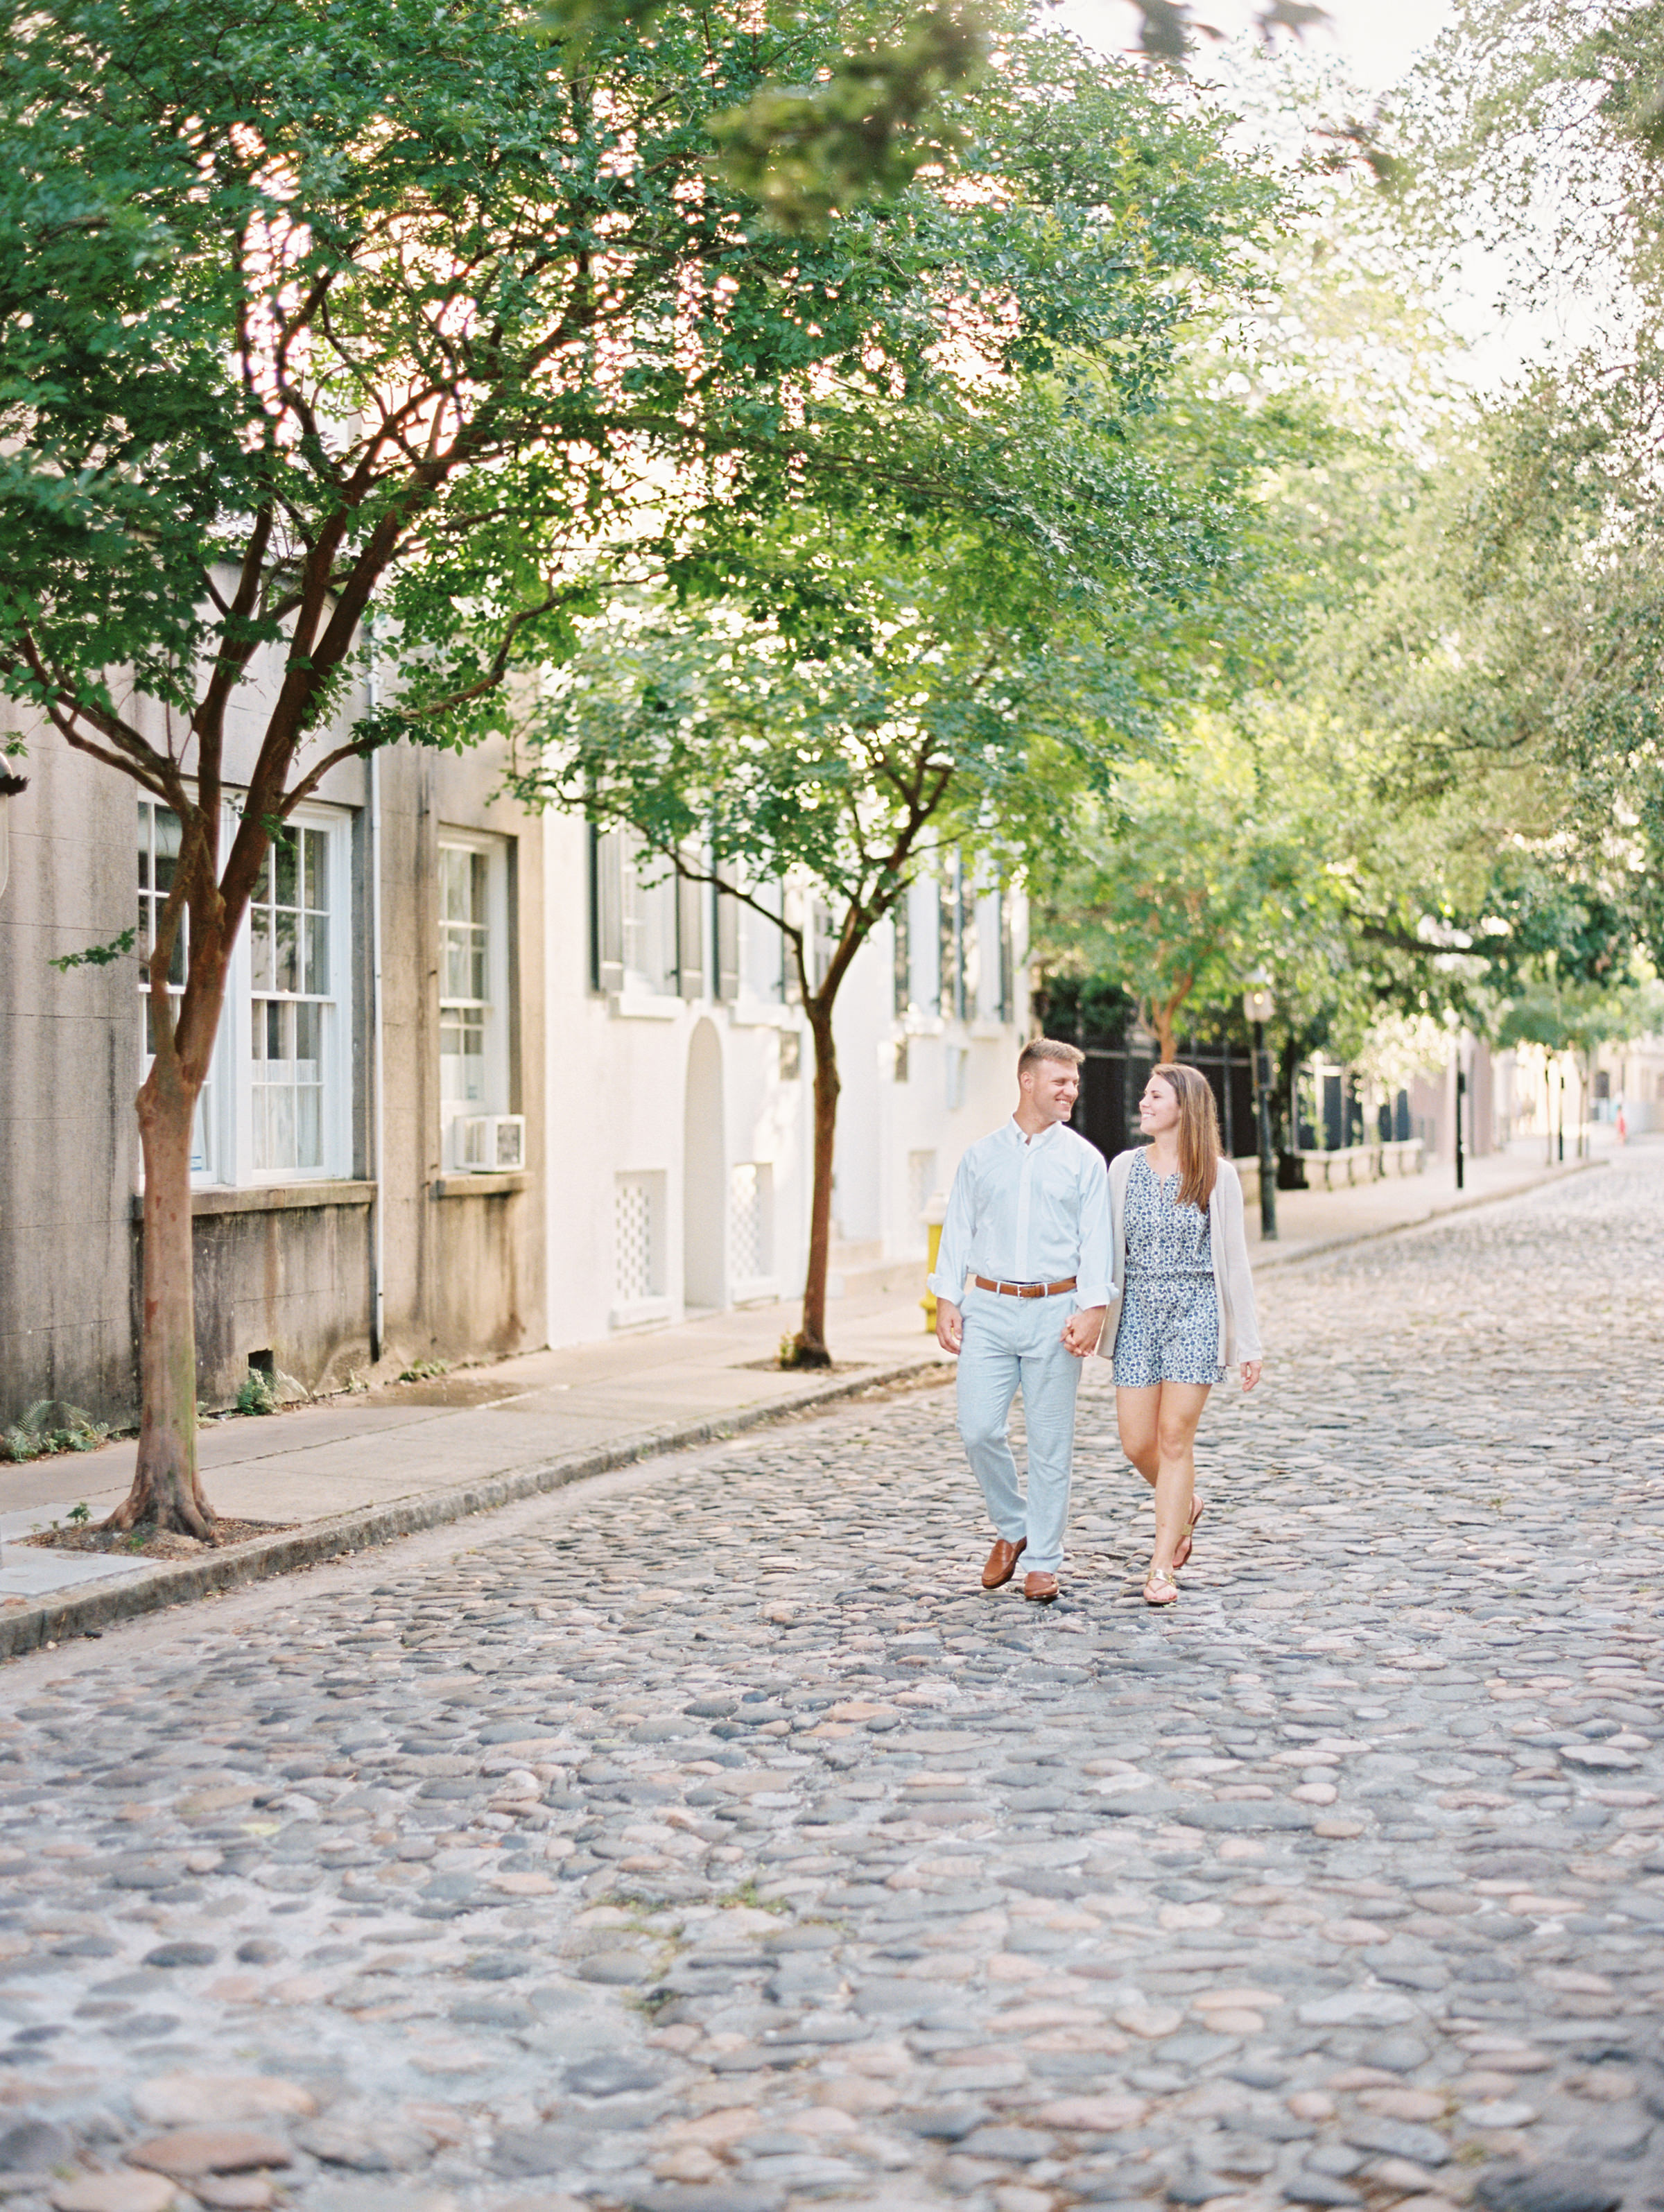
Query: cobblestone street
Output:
[[2, 1151, 1661, 2212]]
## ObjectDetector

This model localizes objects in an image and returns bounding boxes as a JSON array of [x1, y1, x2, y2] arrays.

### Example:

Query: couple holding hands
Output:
[[930, 1038, 1262, 1607]]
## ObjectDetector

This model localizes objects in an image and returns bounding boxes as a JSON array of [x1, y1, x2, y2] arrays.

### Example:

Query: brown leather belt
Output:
[[973, 1275, 1077, 1299]]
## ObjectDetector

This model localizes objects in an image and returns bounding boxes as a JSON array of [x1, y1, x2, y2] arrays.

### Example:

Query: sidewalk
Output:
[[1243, 1141, 1605, 1265], [0, 1142, 1606, 1649]]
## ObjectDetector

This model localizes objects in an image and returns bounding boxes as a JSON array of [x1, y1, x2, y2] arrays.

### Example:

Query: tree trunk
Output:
[[791, 1001, 840, 1369], [1146, 980, 1189, 1066], [107, 1055, 216, 1538]]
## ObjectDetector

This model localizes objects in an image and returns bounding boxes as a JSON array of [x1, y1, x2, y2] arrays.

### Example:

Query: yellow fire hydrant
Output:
[[921, 1191, 947, 1334]]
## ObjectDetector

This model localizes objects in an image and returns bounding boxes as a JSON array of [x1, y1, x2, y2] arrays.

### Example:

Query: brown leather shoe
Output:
[[1023, 1570, 1060, 1603], [981, 1535, 1027, 1589]]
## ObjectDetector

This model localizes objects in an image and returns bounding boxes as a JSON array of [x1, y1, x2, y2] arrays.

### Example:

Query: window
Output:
[[892, 894, 911, 1018], [249, 824, 332, 1173], [137, 797, 353, 1187], [739, 881, 786, 1005], [808, 897, 838, 992], [713, 883, 740, 1003], [938, 855, 964, 1019], [437, 833, 510, 1164], [137, 801, 214, 1177], [960, 864, 980, 1018], [440, 846, 489, 1109], [590, 828, 678, 998], [623, 836, 677, 995], [997, 888, 1016, 1023]]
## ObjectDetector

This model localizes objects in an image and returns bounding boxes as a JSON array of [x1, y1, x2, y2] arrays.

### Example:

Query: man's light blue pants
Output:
[[956, 1286, 1082, 1579]]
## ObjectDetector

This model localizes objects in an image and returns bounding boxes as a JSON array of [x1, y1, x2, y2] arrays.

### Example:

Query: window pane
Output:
[[254, 845, 269, 901], [305, 911, 329, 997], [251, 908, 272, 991], [440, 1008, 485, 1104], [269, 1083, 294, 1169], [470, 851, 488, 922], [267, 999, 284, 1058], [304, 829, 327, 913], [137, 813, 150, 892], [442, 928, 469, 1001], [295, 1001, 321, 1069], [297, 1083, 320, 1168], [252, 999, 264, 1061], [440, 847, 467, 922], [275, 829, 297, 908], [469, 928, 486, 1002], [153, 807, 180, 892], [275, 906, 298, 994], [166, 926, 185, 990]]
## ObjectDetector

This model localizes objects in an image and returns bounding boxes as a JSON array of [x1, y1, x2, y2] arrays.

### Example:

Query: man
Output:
[[930, 1038, 1112, 1602]]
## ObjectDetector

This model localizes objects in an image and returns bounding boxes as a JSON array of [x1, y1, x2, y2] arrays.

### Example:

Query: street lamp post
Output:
[[1455, 1064, 1466, 1191], [1242, 975, 1277, 1243]]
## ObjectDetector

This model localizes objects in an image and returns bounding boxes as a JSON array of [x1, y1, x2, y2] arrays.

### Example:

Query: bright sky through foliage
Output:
[[1063, 0, 1455, 90]]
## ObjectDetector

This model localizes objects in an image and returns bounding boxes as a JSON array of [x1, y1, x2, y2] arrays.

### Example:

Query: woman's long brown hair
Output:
[[1152, 1063, 1222, 1213]]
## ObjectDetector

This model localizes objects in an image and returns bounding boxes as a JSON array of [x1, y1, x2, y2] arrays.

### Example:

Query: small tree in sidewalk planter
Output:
[[0, 0, 1055, 1532]]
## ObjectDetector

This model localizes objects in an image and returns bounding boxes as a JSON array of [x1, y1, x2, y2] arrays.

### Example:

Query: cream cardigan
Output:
[[1096, 1148, 1264, 1371]]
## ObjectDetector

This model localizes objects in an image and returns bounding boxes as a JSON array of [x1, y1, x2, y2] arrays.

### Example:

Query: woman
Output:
[[1098, 1064, 1262, 1605]]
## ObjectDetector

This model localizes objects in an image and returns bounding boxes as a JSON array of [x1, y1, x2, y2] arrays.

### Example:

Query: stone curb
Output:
[[0, 1355, 950, 1663], [1251, 1156, 1606, 1273]]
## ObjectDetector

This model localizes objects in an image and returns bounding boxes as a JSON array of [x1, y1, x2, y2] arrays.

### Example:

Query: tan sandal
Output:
[[1173, 1497, 1204, 1572], [1143, 1566, 1179, 1606]]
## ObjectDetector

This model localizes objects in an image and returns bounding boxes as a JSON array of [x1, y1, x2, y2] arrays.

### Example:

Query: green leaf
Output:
[[49, 926, 137, 972]]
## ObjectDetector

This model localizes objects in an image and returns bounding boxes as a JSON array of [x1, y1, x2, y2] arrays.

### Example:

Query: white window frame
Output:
[[437, 828, 511, 1169], [137, 795, 355, 1189], [224, 799, 355, 1185]]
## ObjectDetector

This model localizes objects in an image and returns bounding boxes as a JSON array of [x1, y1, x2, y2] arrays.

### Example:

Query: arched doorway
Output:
[[682, 1019, 725, 1312]]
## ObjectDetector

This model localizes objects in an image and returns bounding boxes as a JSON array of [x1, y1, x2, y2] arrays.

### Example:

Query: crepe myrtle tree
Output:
[[0, 0, 1190, 1532]]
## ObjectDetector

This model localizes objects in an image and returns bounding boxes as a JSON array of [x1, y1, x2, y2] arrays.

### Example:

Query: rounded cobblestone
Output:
[[0, 1153, 1661, 2212]]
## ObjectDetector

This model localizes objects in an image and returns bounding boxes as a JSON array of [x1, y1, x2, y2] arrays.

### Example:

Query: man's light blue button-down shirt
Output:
[[927, 1117, 1113, 1308]]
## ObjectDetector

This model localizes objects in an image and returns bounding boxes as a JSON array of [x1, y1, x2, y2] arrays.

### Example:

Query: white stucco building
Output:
[[544, 819, 1029, 1345]]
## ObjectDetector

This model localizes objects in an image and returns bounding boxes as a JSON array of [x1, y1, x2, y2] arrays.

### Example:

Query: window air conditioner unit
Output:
[[458, 1114, 525, 1172]]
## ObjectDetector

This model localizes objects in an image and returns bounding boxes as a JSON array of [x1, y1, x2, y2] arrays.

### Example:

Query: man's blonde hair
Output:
[[1017, 1037, 1084, 1075]]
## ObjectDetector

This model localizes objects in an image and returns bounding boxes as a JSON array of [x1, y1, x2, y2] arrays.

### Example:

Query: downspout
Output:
[[367, 625, 387, 1365]]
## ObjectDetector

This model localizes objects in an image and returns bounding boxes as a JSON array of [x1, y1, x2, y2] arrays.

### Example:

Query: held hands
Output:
[[1240, 1360, 1262, 1392], [937, 1299, 1108, 1358], [1061, 1306, 1107, 1358]]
